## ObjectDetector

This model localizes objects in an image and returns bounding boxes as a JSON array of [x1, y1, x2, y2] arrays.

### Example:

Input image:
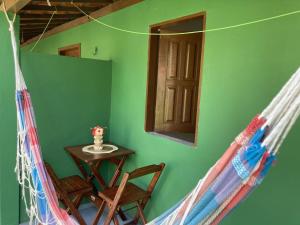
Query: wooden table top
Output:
[[64, 143, 134, 163]]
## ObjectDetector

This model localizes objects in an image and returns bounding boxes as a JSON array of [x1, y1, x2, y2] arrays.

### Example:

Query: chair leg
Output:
[[130, 211, 140, 225], [60, 199, 71, 214], [72, 210, 87, 225], [131, 205, 142, 225], [137, 202, 147, 225], [73, 194, 84, 209], [92, 201, 106, 225], [113, 216, 120, 225], [62, 194, 82, 214], [60, 193, 87, 225], [129, 212, 140, 225], [104, 204, 119, 225], [68, 202, 87, 225], [117, 208, 127, 221]]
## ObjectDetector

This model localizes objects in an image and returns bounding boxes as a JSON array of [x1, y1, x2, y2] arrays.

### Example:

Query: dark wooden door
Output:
[[59, 44, 81, 57], [154, 32, 202, 133]]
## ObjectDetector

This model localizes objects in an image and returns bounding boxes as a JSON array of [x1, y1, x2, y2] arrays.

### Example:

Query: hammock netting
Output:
[[4, 12, 300, 225]]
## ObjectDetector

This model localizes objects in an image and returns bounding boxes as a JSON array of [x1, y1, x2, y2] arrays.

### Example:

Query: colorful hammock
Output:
[[4, 10, 300, 225]]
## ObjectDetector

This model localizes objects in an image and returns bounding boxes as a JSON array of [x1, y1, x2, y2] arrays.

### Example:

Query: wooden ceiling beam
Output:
[[31, 0, 113, 3], [0, 0, 31, 13], [23, 35, 43, 39], [20, 9, 81, 14], [20, 13, 78, 18], [23, 31, 44, 34], [21, 26, 57, 30], [29, 1, 110, 8], [22, 5, 99, 11], [21, 21, 63, 25], [22, 0, 143, 46], [21, 18, 73, 22], [21, 22, 60, 27], [20, 5, 99, 15], [22, 27, 53, 33], [21, 29, 56, 33]]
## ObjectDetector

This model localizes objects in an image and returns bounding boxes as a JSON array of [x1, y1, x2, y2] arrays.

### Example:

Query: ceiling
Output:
[[19, 0, 119, 44]]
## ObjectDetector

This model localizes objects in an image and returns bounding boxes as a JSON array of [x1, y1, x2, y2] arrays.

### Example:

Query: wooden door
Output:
[[59, 44, 81, 57], [154, 32, 202, 133]]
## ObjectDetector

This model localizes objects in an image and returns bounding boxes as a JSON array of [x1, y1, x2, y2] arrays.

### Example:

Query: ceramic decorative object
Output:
[[91, 125, 104, 150], [82, 125, 118, 154]]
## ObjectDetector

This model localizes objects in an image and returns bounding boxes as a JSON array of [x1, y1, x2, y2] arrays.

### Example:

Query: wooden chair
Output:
[[44, 162, 94, 225], [92, 163, 165, 225]]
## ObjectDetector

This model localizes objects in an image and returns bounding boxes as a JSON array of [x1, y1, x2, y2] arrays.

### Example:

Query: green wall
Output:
[[22, 0, 300, 225], [18, 52, 112, 222], [0, 13, 19, 225]]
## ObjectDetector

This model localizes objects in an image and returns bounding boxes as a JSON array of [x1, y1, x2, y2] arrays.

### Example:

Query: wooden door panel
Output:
[[182, 86, 194, 123], [184, 42, 196, 80], [166, 41, 179, 79], [164, 87, 177, 122]]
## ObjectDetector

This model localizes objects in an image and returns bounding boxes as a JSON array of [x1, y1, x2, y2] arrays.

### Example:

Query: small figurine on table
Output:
[[91, 126, 104, 151], [82, 126, 117, 154]]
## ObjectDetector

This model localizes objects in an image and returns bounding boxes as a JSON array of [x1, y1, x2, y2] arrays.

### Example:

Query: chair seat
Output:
[[99, 182, 150, 205], [60, 175, 93, 195]]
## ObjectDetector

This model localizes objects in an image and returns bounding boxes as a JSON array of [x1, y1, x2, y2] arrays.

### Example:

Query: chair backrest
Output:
[[44, 162, 88, 225], [113, 163, 165, 206], [127, 163, 165, 193], [128, 164, 164, 180], [44, 161, 64, 193]]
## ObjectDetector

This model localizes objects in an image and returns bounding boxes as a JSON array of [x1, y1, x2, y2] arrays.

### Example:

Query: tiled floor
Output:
[[20, 204, 133, 225]]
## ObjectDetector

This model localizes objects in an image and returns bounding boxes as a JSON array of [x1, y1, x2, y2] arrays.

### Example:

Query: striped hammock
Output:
[[5, 11, 300, 225]]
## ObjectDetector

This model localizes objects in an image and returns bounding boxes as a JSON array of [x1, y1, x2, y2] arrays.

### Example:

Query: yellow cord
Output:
[[30, 11, 56, 51], [72, 2, 300, 36]]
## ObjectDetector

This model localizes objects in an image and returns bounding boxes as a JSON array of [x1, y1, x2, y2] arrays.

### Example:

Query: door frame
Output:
[[144, 12, 206, 146]]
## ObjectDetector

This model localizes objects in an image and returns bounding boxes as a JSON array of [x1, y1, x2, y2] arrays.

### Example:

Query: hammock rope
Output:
[[2, 4, 300, 225]]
